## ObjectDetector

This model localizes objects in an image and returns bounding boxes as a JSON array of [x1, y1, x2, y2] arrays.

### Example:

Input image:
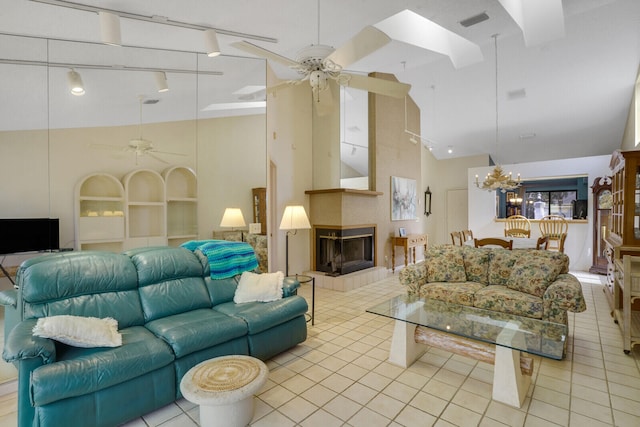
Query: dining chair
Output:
[[539, 215, 568, 252], [504, 215, 531, 238], [462, 229, 474, 242], [450, 231, 463, 246], [474, 238, 513, 250], [536, 236, 549, 250]]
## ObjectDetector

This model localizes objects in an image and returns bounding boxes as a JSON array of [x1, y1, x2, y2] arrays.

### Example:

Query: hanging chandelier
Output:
[[475, 166, 520, 192], [475, 34, 521, 193]]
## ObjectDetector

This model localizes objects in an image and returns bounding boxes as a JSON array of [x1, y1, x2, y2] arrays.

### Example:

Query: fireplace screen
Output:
[[316, 226, 375, 275]]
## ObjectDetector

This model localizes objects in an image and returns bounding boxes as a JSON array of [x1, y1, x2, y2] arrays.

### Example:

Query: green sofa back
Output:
[[19, 251, 144, 328]]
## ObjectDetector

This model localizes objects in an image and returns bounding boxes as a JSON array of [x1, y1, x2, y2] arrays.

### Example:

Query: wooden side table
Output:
[[391, 234, 428, 273]]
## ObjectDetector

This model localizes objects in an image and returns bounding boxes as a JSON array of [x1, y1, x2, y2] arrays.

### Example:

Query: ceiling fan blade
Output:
[[266, 79, 302, 96], [231, 41, 299, 68], [340, 73, 410, 98], [324, 26, 391, 69], [147, 152, 170, 164], [153, 150, 186, 156]]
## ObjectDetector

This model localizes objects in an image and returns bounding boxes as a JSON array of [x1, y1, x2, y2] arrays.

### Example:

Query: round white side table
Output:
[[180, 355, 269, 427]]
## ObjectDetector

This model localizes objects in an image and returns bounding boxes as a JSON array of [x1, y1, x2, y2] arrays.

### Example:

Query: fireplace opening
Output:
[[316, 226, 375, 276]]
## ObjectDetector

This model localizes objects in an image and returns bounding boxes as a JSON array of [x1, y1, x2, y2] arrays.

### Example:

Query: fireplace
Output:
[[315, 226, 375, 275]]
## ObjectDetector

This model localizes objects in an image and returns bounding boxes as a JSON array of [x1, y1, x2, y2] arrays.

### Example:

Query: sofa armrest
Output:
[[0, 289, 17, 308], [283, 277, 300, 297], [3, 319, 56, 365], [543, 273, 587, 315], [399, 262, 427, 295]]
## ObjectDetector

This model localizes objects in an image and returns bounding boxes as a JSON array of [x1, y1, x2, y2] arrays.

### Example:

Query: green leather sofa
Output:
[[1, 246, 308, 427]]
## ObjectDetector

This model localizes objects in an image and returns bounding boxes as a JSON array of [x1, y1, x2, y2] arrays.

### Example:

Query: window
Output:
[[523, 191, 577, 219]]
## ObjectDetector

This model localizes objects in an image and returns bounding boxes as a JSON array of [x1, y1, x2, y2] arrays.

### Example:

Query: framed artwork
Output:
[[391, 176, 417, 221], [398, 227, 407, 237]]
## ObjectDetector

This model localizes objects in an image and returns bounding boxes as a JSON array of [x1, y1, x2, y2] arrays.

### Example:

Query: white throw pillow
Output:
[[32, 315, 122, 348], [234, 271, 284, 303]]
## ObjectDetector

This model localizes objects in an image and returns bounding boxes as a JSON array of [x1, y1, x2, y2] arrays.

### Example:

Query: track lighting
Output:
[[204, 29, 221, 57], [99, 11, 121, 46], [154, 71, 169, 92], [67, 69, 85, 96], [351, 146, 356, 155]]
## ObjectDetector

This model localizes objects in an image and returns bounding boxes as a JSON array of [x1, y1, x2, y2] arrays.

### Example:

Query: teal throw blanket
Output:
[[181, 239, 258, 279]]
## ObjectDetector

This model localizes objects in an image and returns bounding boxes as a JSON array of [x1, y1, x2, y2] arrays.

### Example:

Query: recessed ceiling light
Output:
[[447, 146, 453, 154]]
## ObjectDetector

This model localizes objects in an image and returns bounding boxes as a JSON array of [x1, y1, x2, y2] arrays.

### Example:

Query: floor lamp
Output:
[[279, 205, 311, 276]]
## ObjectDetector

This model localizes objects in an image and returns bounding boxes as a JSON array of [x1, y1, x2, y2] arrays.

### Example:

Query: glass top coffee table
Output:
[[367, 295, 567, 407]]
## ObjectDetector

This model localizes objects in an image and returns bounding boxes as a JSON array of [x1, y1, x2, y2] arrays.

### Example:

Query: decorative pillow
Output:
[[462, 246, 491, 283], [507, 256, 563, 297], [32, 315, 122, 348], [234, 271, 284, 303], [487, 250, 520, 286], [425, 245, 466, 283]]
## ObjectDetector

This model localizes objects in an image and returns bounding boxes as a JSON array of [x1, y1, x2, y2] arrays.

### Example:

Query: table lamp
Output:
[[220, 208, 246, 231], [279, 205, 311, 276]]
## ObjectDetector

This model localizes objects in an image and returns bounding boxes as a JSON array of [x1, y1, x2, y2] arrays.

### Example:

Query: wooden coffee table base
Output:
[[388, 320, 533, 408]]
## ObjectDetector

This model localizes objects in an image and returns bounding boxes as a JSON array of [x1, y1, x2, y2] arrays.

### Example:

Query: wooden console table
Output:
[[391, 234, 427, 273]]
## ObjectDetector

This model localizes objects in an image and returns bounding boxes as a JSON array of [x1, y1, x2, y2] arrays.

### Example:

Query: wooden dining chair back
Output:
[[450, 231, 463, 246], [539, 215, 568, 252], [462, 229, 474, 242], [536, 236, 549, 250], [504, 215, 531, 238], [474, 238, 513, 250]]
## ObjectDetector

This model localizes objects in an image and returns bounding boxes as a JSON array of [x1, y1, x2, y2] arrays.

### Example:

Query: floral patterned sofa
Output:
[[399, 245, 586, 327]]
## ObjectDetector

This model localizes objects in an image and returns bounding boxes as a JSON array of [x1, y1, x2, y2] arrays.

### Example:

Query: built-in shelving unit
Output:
[[75, 173, 125, 251], [164, 166, 198, 247], [75, 166, 197, 252]]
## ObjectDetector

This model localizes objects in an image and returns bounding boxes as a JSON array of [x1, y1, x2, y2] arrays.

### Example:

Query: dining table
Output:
[[464, 237, 538, 249]]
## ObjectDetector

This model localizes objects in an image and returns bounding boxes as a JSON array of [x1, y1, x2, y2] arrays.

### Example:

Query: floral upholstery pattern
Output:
[[425, 245, 466, 283], [507, 255, 563, 297], [419, 282, 485, 306], [474, 285, 543, 319], [487, 249, 520, 286], [462, 246, 491, 283], [398, 246, 586, 325]]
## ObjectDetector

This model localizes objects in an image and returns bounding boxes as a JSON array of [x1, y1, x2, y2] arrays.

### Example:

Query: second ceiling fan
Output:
[[232, 25, 410, 109]]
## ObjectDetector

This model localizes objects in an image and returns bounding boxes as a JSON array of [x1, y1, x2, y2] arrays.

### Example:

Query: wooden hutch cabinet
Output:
[[605, 150, 640, 353]]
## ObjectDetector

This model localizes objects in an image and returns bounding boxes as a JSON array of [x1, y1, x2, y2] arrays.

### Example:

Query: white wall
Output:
[[469, 155, 611, 271]]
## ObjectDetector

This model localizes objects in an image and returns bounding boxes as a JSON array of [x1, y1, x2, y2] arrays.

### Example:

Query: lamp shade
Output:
[[279, 205, 311, 230], [220, 208, 246, 228]]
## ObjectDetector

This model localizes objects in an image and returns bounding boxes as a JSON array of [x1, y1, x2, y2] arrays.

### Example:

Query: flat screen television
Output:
[[0, 218, 60, 255]]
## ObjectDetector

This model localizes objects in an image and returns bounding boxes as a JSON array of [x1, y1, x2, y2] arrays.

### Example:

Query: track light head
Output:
[[154, 71, 169, 92], [204, 29, 221, 57], [67, 69, 85, 96], [99, 11, 122, 46]]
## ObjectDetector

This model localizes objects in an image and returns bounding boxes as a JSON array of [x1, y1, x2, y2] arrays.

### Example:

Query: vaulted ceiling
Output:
[[1, 0, 638, 164]]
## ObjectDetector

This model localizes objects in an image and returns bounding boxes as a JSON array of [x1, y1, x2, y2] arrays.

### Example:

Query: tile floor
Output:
[[1, 271, 640, 426]]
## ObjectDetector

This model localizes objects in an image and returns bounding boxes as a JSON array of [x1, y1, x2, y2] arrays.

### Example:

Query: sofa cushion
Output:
[[507, 254, 563, 297], [214, 296, 308, 334], [473, 285, 543, 319], [145, 308, 247, 358], [462, 246, 492, 283], [419, 282, 485, 306], [487, 250, 520, 286], [30, 326, 174, 406], [425, 245, 466, 282]]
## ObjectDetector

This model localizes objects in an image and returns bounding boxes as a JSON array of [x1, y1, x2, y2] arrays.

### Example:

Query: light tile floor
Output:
[[1, 271, 640, 426]]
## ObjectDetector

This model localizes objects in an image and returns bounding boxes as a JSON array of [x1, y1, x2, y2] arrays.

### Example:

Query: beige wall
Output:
[[0, 114, 265, 265]]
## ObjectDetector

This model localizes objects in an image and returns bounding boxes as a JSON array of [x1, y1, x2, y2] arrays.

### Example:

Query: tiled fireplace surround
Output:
[[305, 188, 387, 291]]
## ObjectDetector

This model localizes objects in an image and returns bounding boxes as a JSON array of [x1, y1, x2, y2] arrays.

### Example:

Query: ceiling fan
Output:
[[90, 97, 185, 164], [232, 25, 411, 109]]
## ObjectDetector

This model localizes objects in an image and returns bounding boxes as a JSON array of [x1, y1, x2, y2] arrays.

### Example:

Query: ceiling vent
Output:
[[460, 12, 489, 28], [507, 88, 527, 100], [143, 99, 160, 105]]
